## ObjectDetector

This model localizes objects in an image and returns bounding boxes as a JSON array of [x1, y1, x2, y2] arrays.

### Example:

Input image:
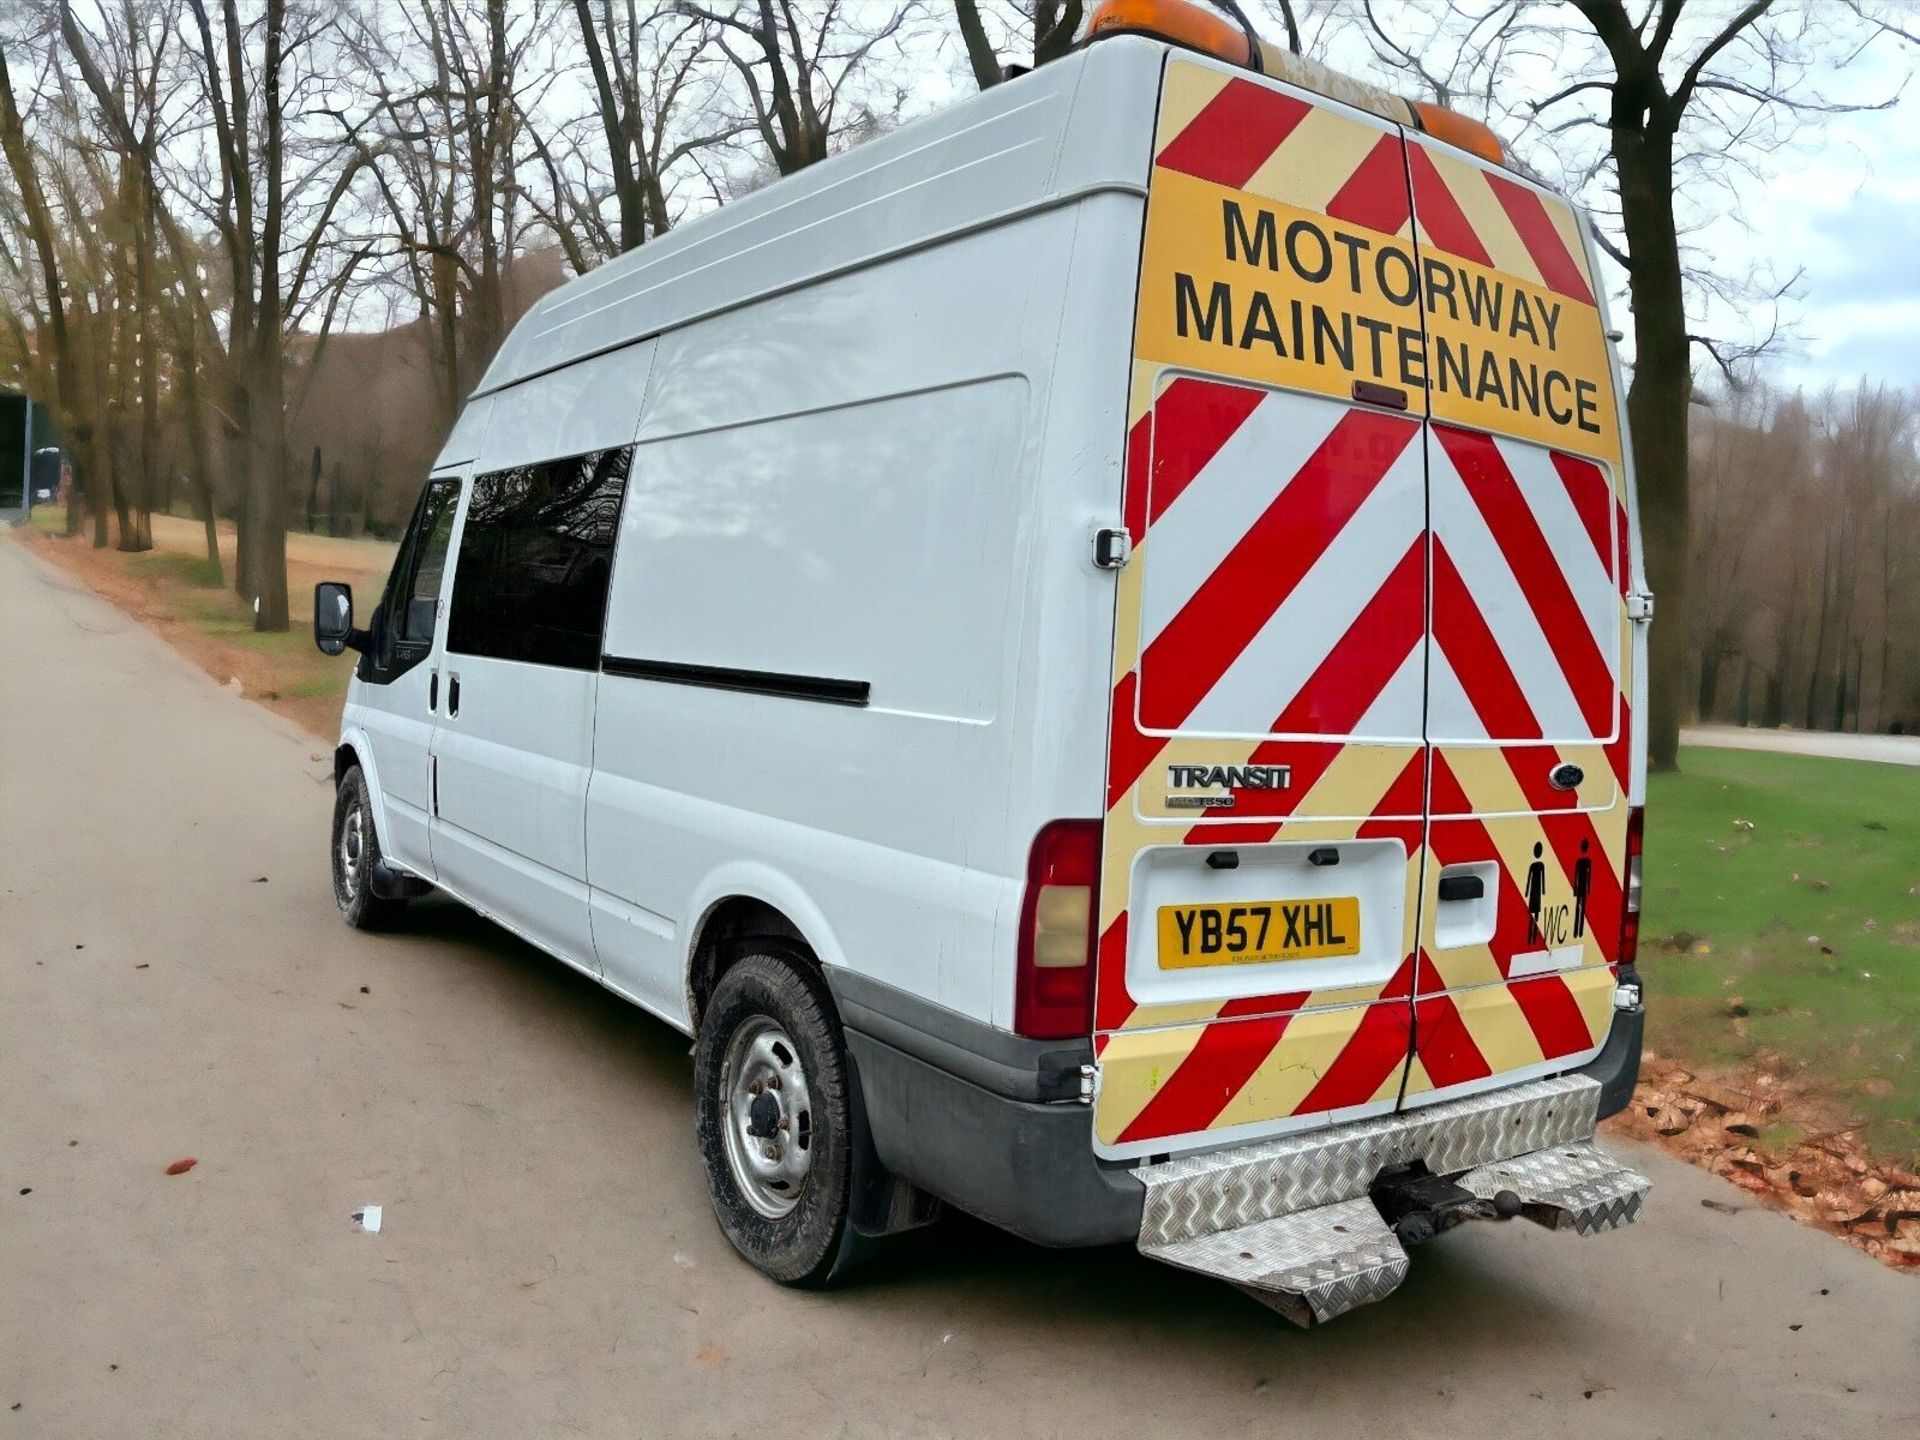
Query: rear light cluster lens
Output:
[[1014, 820, 1102, 1040], [1619, 805, 1644, 969]]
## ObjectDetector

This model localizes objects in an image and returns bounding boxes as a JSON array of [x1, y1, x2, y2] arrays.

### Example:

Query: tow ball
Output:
[[1370, 1163, 1524, 1246]]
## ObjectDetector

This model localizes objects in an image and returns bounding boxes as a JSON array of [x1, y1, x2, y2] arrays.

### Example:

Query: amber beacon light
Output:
[[1084, 0, 1255, 68], [1084, 0, 1512, 171]]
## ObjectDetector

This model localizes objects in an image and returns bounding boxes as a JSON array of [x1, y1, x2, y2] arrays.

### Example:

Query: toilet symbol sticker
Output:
[[1512, 837, 1590, 978], [1572, 839, 1591, 939], [1525, 841, 1547, 945]]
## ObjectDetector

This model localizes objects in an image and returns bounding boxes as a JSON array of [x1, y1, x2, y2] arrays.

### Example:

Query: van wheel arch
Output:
[[686, 896, 811, 1032]]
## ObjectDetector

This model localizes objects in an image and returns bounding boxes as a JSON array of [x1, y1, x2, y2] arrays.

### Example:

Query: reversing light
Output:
[[1619, 806, 1644, 969], [1014, 820, 1103, 1039], [1083, 0, 1253, 68]]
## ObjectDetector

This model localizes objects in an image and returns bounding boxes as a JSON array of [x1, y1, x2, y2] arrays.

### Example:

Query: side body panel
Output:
[[584, 188, 1144, 1032]]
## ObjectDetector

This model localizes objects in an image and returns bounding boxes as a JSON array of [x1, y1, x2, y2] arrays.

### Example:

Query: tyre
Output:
[[694, 949, 857, 1286], [331, 765, 409, 930]]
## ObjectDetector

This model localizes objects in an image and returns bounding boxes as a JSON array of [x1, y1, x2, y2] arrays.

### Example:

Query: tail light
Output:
[[1619, 806, 1644, 969], [1014, 820, 1102, 1039]]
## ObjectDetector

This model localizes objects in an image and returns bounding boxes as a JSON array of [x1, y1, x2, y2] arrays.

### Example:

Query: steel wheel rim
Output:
[[718, 1015, 814, 1219], [338, 803, 365, 900]]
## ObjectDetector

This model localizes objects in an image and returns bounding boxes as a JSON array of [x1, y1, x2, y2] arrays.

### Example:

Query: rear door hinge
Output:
[[1627, 590, 1654, 623], [1079, 1061, 1098, 1104], [1092, 526, 1132, 571]]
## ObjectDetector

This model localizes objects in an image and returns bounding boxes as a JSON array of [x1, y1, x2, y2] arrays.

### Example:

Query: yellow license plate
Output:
[[1157, 898, 1361, 969]]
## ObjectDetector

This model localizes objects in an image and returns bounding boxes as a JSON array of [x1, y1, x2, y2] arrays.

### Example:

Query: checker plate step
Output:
[[1133, 1105, 1651, 1326], [1459, 1139, 1651, 1235], [1142, 1197, 1408, 1328]]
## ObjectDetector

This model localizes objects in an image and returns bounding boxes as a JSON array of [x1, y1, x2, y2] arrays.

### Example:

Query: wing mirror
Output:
[[314, 581, 362, 656]]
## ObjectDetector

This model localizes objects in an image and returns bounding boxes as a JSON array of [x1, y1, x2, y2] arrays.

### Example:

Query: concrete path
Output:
[[1683, 724, 1920, 767], [4, 532, 1916, 1440]]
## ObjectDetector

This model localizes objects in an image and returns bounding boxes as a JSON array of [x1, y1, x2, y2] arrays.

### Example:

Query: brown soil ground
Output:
[[1605, 1052, 1920, 1271]]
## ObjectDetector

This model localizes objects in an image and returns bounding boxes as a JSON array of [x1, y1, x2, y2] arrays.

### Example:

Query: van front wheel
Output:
[[694, 950, 856, 1285], [331, 765, 408, 930]]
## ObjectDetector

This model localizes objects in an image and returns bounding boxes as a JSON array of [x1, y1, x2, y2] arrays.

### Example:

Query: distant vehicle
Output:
[[314, 0, 1653, 1325], [30, 447, 61, 504]]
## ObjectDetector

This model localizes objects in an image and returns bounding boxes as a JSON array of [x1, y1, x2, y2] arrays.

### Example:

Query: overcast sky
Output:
[[916, 4, 1920, 397], [1760, 69, 1920, 393]]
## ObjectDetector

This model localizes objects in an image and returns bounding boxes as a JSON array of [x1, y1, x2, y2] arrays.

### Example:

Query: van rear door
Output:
[[1400, 136, 1635, 1105], [1093, 54, 1433, 1158]]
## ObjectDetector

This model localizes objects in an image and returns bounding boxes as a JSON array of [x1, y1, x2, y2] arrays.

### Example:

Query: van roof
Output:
[[472, 39, 1164, 401]]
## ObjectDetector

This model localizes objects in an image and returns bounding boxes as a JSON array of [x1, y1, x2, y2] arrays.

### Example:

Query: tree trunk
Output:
[[329, 458, 346, 537], [245, 360, 289, 631], [1696, 634, 1721, 721], [1614, 124, 1689, 769], [1804, 526, 1833, 730], [953, 0, 1002, 90], [306, 445, 322, 534]]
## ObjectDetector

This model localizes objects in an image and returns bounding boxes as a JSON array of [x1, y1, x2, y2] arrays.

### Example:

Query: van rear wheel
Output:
[[694, 950, 856, 1286], [331, 765, 408, 930]]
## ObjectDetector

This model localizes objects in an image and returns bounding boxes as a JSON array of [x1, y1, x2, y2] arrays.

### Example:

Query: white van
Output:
[[315, 0, 1653, 1325]]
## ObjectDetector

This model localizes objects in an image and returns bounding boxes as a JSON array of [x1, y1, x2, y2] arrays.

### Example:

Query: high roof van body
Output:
[[316, 18, 1653, 1324]]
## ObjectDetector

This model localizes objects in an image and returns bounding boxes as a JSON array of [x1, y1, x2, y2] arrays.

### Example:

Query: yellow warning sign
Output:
[[1134, 167, 1621, 462]]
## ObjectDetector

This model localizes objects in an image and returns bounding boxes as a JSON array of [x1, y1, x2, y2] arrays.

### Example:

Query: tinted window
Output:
[[399, 483, 460, 643], [362, 475, 460, 684], [447, 447, 630, 670]]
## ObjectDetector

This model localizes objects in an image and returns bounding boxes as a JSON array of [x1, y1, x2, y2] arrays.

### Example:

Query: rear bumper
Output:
[[831, 968, 1643, 1250]]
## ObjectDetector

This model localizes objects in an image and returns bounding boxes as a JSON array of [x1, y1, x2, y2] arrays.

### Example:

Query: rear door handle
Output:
[[1438, 874, 1484, 902], [447, 672, 461, 718]]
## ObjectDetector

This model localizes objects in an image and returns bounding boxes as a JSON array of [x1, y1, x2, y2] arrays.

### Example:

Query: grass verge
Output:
[[1642, 747, 1919, 1165]]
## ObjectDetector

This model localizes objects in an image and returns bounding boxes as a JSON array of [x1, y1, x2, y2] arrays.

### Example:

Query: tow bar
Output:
[[1370, 1162, 1524, 1247]]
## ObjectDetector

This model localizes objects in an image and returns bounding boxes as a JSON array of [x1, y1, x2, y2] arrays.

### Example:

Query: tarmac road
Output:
[[1680, 724, 1920, 767], [3, 532, 1916, 1440]]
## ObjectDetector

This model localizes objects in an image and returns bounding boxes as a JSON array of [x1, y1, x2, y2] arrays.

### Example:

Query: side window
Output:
[[398, 483, 460, 644], [360, 475, 461, 685], [447, 447, 630, 671]]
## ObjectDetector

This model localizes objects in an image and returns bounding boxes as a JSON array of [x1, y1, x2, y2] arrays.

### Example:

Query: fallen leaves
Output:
[[163, 1158, 197, 1177], [1606, 1052, 1920, 1271]]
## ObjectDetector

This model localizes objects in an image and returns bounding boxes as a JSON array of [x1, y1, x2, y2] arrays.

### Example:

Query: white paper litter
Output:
[[351, 1205, 382, 1233]]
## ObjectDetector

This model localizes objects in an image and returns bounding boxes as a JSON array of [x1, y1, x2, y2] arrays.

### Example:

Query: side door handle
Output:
[[428, 668, 439, 713], [447, 671, 461, 718]]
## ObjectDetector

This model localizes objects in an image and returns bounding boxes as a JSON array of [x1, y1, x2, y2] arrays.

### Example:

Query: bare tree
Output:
[[176, 0, 368, 629], [952, 0, 1081, 88], [0, 20, 125, 549], [341, 0, 548, 432], [544, 1, 745, 258], [678, 0, 912, 177], [1332, 0, 1907, 769]]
